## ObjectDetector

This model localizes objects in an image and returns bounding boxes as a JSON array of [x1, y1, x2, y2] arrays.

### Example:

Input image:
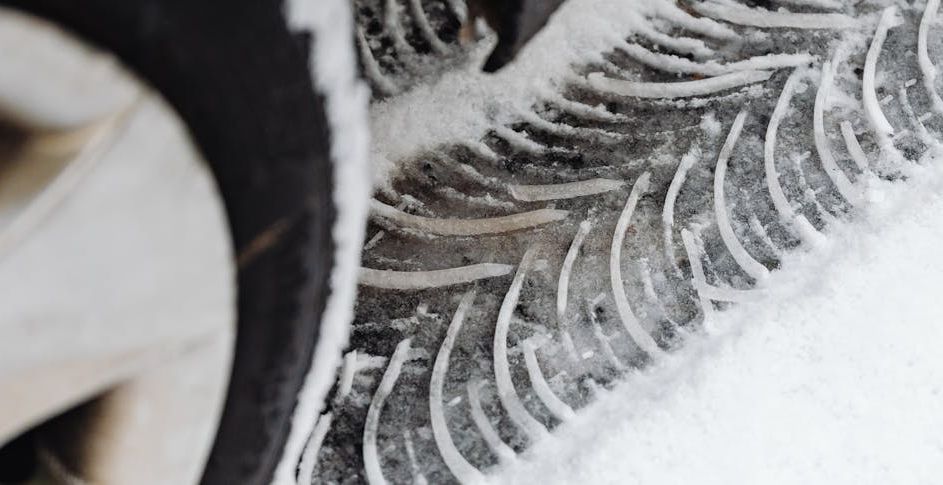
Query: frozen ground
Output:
[[299, 0, 943, 483], [495, 156, 943, 484]]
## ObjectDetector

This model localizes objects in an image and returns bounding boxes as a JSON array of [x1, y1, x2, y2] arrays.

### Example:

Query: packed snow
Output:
[[494, 152, 943, 484]]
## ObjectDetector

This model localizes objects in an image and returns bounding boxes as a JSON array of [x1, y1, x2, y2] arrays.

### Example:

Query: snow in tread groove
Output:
[[368, 0, 734, 187], [310, 0, 943, 482], [496, 156, 943, 485]]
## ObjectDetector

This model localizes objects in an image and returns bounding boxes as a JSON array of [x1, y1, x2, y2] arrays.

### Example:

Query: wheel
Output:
[[0, 1, 370, 484]]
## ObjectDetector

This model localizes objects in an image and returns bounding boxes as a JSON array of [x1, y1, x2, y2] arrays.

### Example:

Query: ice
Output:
[[493, 248, 552, 441], [509, 179, 625, 202], [610, 173, 663, 357], [690, 1, 860, 29], [359, 264, 515, 290], [370, 199, 569, 236], [557, 220, 594, 323], [430, 290, 486, 484]]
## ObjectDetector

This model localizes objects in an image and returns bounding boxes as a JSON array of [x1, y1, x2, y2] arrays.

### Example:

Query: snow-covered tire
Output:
[[311, 0, 943, 483], [0, 1, 370, 484]]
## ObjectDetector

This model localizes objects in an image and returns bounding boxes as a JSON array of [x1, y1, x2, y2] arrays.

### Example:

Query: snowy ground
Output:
[[495, 157, 943, 484], [308, 0, 943, 483]]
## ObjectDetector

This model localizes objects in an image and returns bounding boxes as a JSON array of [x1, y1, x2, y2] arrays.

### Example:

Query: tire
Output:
[[0, 1, 369, 484]]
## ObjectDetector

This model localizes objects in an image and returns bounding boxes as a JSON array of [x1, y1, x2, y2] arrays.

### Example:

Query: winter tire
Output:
[[0, 1, 370, 484]]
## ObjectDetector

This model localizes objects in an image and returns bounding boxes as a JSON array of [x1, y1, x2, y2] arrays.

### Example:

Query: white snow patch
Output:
[[494, 156, 943, 485], [279, 0, 372, 483], [369, 0, 670, 187]]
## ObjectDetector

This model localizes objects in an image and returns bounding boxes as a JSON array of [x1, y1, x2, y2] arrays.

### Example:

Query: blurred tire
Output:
[[0, 1, 370, 484]]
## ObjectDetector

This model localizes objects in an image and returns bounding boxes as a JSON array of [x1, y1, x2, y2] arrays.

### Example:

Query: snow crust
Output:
[[494, 154, 943, 485]]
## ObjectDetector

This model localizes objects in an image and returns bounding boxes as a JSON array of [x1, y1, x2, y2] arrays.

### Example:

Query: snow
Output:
[[367, 0, 704, 187], [614, 44, 813, 77], [494, 248, 552, 441], [430, 290, 487, 485], [557, 220, 594, 323], [814, 59, 863, 206], [332, 0, 943, 481], [280, 0, 372, 483], [765, 68, 826, 247], [522, 339, 577, 422], [680, 229, 716, 326], [494, 155, 943, 485], [364, 339, 413, 485], [610, 173, 664, 357], [370, 199, 568, 236], [509, 179, 625, 202], [358, 264, 514, 290]]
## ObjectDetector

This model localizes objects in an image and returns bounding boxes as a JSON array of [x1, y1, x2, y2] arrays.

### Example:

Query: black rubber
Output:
[[471, 0, 566, 72], [0, 432, 36, 484], [0, 2, 339, 484]]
